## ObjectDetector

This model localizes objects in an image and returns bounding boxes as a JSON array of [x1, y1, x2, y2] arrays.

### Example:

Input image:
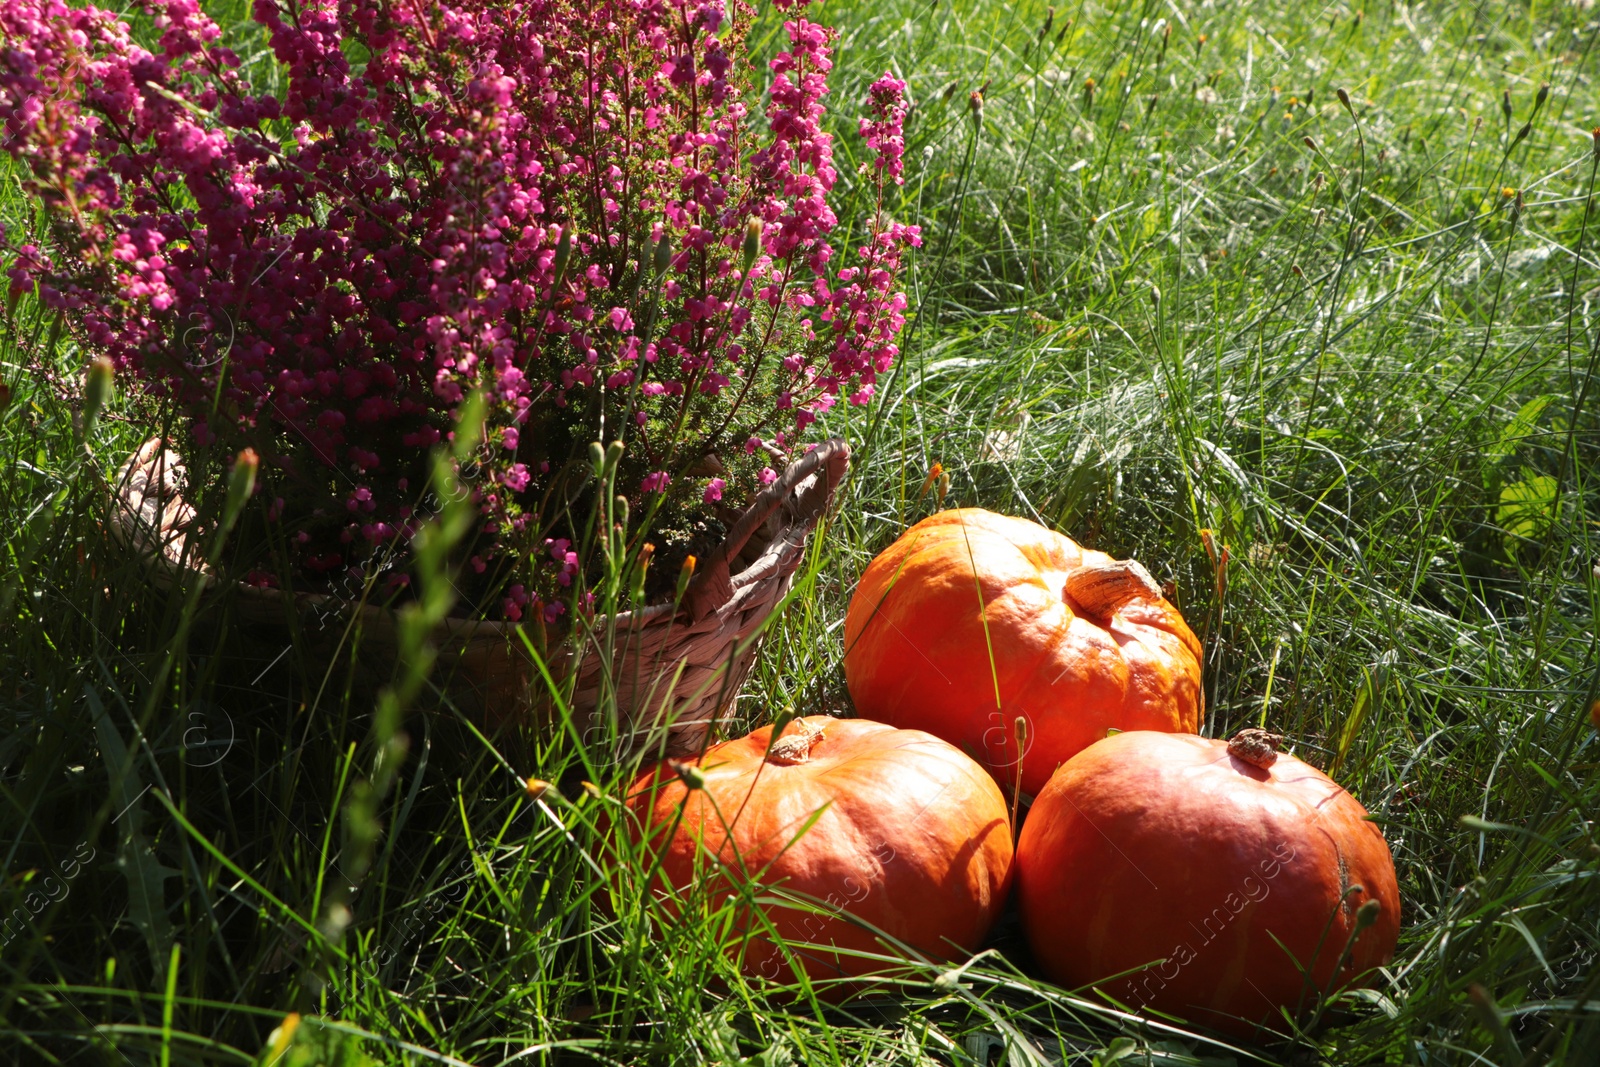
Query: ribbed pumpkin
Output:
[[1017, 730, 1401, 1037], [623, 716, 1014, 988], [843, 508, 1202, 797]]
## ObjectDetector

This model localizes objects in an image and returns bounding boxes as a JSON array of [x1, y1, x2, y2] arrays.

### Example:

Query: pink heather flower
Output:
[[703, 477, 726, 503], [861, 74, 910, 185], [0, 0, 916, 604], [502, 583, 529, 621], [758, 467, 778, 486], [694, 4, 726, 32]]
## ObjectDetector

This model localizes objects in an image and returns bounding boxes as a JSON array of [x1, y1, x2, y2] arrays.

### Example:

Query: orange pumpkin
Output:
[[623, 716, 1013, 988], [843, 508, 1202, 797], [1017, 730, 1401, 1037]]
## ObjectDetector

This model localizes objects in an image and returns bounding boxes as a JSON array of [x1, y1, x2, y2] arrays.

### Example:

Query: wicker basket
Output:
[[110, 437, 850, 756]]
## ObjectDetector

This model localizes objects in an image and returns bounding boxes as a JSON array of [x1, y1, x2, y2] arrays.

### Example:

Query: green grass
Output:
[[6, 0, 1600, 1062]]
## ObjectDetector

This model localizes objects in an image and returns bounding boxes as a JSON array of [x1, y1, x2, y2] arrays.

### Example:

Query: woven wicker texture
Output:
[[110, 437, 849, 756]]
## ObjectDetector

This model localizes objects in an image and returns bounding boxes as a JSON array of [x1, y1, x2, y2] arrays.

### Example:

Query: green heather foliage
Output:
[[4, 0, 1600, 1063]]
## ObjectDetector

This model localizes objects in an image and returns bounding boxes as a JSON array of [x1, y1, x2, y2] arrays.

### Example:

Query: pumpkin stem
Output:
[[1063, 559, 1161, 619], [1227, 728, 1284, 769], [766, 719, 825, 765]]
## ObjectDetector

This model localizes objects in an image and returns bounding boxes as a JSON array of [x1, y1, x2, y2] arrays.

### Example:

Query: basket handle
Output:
[[682, 437, 849, 621]]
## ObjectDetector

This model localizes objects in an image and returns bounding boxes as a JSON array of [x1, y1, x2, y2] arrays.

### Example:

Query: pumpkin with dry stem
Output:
[[623, 716, 1014, 989], [1016, 729, 1401, 1037], [843, 508, 1202, 796]]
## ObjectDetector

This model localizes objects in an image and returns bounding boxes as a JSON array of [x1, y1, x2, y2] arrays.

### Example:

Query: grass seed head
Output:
[[669, 759, 706, 790]]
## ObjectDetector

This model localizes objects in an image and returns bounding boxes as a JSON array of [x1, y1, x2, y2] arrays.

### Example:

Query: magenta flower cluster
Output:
[[0, 0, 917, 600]]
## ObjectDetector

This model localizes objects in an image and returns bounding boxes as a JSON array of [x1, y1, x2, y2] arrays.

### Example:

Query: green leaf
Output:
[[255, 1015, 379, 1067], [89, 688, 180, 980], [1497, 472, 1558, 544], [1094, 1036, 1141, 1066], [1332, 657, 1387, 778], [1489, 394, 1554, 466], [1141, 206, 1160, 240]]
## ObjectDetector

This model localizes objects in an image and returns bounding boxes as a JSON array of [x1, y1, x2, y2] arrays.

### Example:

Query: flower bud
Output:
[[525, 778, 554, 801], [1354, 898, 1382, 930], [1501, 88, 1512, 121], [741, 217, 761, 275], [223, 448, 259, 531], [552, 226, 572, 288], [675, 554, 696, 602], [83, 356, 114, 435], [1336, 87, 1352, 113], [653, 233, 673, 273], [1536, 83, 1549, 110], [589, 441, 606, 476], [631, 542, 654, 604], [605, 438, 624, 472]]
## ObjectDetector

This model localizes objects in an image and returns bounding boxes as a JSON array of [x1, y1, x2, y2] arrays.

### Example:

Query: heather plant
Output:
[[0, 0, 916, 619]]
